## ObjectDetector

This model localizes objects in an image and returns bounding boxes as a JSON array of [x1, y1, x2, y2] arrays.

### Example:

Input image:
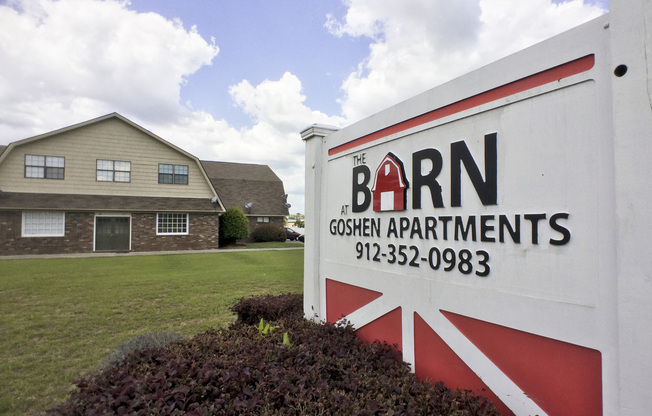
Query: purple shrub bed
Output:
[[46, 294, 500, 416], [231, 293, 304, 325]]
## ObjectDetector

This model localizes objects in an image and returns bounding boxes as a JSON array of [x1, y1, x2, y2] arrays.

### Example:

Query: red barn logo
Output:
[[371, 152, 409, 211]]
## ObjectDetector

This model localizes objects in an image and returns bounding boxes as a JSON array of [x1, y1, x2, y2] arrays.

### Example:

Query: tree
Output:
[[293, 212, 304, 228], [220, 206, 249, 245]]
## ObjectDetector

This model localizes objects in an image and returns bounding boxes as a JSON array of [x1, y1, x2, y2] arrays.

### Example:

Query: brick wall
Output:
[[247, 216, 284, 235], [131, 213, 219, 252], [0, 211, 94, 255], [0, 210, 220, 256]]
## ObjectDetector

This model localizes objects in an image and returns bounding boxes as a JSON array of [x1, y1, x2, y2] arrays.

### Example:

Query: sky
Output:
[[0, 0, 608, 214]]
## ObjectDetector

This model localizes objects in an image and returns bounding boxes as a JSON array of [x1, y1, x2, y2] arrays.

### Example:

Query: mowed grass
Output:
[[0, 249, 304, 415]]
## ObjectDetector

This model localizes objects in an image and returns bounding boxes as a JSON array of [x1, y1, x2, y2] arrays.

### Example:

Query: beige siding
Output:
[[0, 118, 214, 198]]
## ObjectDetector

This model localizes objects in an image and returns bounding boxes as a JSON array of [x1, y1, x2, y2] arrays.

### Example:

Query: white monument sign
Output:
[[302, 1, 651, 415]]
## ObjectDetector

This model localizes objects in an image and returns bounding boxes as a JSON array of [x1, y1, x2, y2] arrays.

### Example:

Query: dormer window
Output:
[[158, 164, 188, 185], [25, 154, 65, 179], [97, 160, 131, 182]]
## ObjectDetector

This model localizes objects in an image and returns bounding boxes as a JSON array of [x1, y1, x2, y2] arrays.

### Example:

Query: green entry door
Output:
[[95, 217, 131, 251]]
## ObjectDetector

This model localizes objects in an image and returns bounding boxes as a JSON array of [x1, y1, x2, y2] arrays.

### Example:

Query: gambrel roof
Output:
[[201, 161, 289, 217], [0, 113, 197, 164]]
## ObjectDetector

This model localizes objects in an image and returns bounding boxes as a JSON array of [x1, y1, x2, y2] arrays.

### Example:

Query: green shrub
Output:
[[250, 224, 286, 242], [220, 206, 250, 245], [97, 331, 182, 373]]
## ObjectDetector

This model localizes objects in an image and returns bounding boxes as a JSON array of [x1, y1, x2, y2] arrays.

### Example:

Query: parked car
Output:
[[298, 234, 304, 242], [284, 227, 301, 241]]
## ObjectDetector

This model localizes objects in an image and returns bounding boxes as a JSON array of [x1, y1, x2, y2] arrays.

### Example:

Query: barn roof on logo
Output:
[[371, 152, 409, 212]]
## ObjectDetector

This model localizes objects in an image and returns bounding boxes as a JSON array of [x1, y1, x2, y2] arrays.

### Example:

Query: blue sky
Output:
[[129, 0, 368, 129], [0, 0, 608, 213]]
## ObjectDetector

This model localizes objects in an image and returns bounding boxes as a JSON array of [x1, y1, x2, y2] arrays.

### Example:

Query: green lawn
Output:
[[0, 249, 304, 415]]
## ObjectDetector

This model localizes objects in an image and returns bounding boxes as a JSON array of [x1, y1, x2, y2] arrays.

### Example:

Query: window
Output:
[[157, 213, 188, 235], [22, 211, 65, 237], [25, 154, 65, 179], [97, 160, 131, 182], [257, 217, 270, 223], [158, 164, 188, 185]]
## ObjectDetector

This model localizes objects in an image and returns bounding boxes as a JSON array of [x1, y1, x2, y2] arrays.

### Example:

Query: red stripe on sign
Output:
[[355, 307, 403, 353], [328, 54, 595, 156], [413, 313, 513, 416], [441, 310, 603, 416], [325, 279, 383, 323]]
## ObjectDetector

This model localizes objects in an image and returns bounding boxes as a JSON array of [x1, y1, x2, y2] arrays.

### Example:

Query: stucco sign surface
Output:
[[302, 2, 652, 415]]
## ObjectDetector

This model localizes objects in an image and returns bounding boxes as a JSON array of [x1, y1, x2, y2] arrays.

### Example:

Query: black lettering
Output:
[[499, 214, 520, 243], [362, 218, 370, 237], [387, 218, 398, 238], [438, 216, 453, 240], [524, 213, 547, 245], [346, 219, 352, 236], [352, 165, 371, 212], [371, 218, 381, 238], [351, 218, 359, 236], [475, 250, 490, 277], [399, 217, 410, 238], [425, 217, 438, 240], [410, 217, 424, 239], [329, 219, 337, 235], [412, 149, 444, 209], [549, 213, 571, 245], [337, 219, 345, 235], [454, 215, 477, 241], [480, 215, 496, 242], [450, 133, 498, 207]]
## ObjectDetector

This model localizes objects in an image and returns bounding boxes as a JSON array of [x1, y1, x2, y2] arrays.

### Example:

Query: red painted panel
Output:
[[329, 54, 595, 156], [374, 161, 403, 192], [441, 310, 603, 416], [414, 313, 513, 416], [325, 279, 383, 323], [372, 192, 384, 211], [355, 307, 403, 352]]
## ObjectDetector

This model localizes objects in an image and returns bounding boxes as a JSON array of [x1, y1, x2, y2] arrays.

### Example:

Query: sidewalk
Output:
[[0, 246, 304, 261]]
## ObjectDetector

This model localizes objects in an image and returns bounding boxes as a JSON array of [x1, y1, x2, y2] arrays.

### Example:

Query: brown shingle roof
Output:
[[0, 145, 6, 158], [0, 192, 220, 212], [201, 161, 289, 216]]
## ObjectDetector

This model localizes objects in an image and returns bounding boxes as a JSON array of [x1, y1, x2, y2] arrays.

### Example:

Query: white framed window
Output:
[[157, 213, 188, 235], [257, 216, 270, 223], [158, 164, 188, 185], [22, 211, 65, 237], [97, 160, 131, 182], [25, 154, 65, 179]]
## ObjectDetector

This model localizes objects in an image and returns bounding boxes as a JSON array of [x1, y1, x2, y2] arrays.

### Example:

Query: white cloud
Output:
[[0, 0, 218, 139], [329, 0, 606, 123], [229, 72, 343, 135], [163, 72, 344, 213]]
